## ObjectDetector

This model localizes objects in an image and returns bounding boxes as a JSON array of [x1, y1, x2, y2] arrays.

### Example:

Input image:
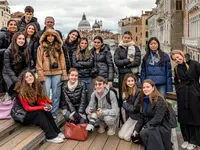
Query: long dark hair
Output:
[[143, 37, 164, 65], [140, 79, 169, 112], [122, 73, 137, 100], [14, 70, 47, 104], [76, 37, 90, 61], [64, 29, 80, 46], [24, 23, 39, 41], [11, 32, 30, 64], [94, 36, 103, 43]]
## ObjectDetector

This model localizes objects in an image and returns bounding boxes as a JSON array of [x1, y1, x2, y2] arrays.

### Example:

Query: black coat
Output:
[[0, 28, 14, 92], [3, 46, 31, 88], [60, 81, 88, 114], [114, 45, 141, 74], [122, 89, 140, 120], [134, 97, 171, 150], [38, 27, 62, 39], [28, 39, 39, 69], [174, 60, 200, 125], [18, 16, 40, 32], [63, 43, 77, 72], [72, 50, 94, 78], [91, 44, 114, 81]]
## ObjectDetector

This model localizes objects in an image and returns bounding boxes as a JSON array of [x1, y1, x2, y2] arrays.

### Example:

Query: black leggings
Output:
[[24, 110, 61, 139]]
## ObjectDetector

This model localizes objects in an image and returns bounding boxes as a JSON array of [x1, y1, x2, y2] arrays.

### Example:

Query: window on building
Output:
[[136, 27, 138, 33], [136, 37, 138, 42], [122, 22, 124, 26], [198, 55, 200, 62], [146, 20, 148, 25], [176, 0, 182, 10], [146, 32, 148, 38], [1, 11, 3, 16]]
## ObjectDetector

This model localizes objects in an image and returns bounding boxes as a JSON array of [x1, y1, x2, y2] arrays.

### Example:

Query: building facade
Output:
[[11, 11, 24, 22], [0, 0, 10, 29], [182, 0, 200, 61]]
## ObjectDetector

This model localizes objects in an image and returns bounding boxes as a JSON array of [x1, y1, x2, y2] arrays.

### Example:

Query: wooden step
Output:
[[0, 119, 20, 140], [0, 111, 64, 150]]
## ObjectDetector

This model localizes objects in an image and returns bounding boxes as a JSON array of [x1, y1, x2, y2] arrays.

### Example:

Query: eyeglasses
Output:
[[95, 83, 103, 86]]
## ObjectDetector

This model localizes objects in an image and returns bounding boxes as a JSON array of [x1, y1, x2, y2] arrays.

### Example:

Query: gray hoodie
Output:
[[86, 85, 119, 117]]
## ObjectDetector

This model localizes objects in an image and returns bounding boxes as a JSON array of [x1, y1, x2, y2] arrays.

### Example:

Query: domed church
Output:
[[77, 13, 91, 32]]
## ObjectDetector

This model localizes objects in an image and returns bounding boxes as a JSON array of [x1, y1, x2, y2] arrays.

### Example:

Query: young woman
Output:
[[60, 68, 88, 124], [90, 36, 114, 86], [63, 29, 80, 72], [171, 50, 200, 150], [0, 20, 17, 93], [24, 23, 39, 70], [72, 37, 93, 99], [3, 32, 31, 89], [118, 73, 140, 141], [141, 37, 172, 98], [132, 79, 172, 150], [36, 29, 67, 119], [13, 70, 64, 143], [114, 31, 141, 106]]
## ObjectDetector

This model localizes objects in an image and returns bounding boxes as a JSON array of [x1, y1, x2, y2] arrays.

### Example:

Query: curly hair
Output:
[[14, 71, 47, 104], [76, 37, 90, 61]]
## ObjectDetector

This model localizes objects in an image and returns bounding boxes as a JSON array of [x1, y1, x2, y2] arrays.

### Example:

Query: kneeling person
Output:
[[86, 76, 119, 136]]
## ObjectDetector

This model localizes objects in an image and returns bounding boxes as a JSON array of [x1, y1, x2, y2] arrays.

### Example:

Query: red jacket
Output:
[[18, 96, 52, 112]]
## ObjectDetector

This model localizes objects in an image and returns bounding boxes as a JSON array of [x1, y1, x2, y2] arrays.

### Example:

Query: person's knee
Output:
[[104, 116, 117, 126], [140, 128, 148, 139]]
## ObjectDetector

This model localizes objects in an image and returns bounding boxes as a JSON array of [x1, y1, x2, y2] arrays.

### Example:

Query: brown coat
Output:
[[36, 29, 67, 81]]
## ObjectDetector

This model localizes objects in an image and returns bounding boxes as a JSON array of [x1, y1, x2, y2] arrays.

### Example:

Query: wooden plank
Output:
[[171, 128, 179, 150], [59, 140, 79, 150], [74, 131, 98, 150], [0, 119, 7, 125], [0, 126, 37, 150], [88, 132, 109, 150], [0, 126, 28, 146], [130, 143, 140, 150], [0, 119, 19, 138], [38, 142, 50, 150], [117, 140, 132, 150], [44, 142, 64, 150], [102, 134, 120, 150]]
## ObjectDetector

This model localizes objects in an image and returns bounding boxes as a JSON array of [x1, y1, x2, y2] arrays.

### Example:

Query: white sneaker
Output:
[[86, 124, 94, 131], [187, 144, 197, 150], [181, 141, 189, 149], [107, 126, 116, 136], [98, 124, 105, 134], [46, 136, 64, 143], [58, 133, 65, 139]]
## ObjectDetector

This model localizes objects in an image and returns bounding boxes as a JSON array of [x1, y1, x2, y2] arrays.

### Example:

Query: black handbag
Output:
[[10, 98, 27, 123]]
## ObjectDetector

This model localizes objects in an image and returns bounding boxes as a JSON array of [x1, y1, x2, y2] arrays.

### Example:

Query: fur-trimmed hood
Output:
[[40, 29, 63, 49]]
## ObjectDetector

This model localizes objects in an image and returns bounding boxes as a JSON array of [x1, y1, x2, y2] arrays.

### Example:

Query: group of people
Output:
[[0, 5, 200, 150]]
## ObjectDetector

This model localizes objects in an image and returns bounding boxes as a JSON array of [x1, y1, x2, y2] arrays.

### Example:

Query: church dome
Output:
[[92, 20, 100, 29], [78, 13, 90, 28]]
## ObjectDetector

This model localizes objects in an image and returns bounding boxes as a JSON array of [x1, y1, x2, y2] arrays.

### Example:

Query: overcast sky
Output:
[[8, 0, 156, 35]]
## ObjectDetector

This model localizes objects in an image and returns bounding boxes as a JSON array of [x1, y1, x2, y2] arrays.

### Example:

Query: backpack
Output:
[[94, 87, 120, 108]]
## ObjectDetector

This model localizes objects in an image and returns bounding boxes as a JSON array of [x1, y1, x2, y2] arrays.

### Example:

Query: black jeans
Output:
[[24, 110, 61, 139]]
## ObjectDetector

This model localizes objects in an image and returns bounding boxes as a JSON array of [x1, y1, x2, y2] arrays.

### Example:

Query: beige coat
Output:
[[36, 29, 67, 81]]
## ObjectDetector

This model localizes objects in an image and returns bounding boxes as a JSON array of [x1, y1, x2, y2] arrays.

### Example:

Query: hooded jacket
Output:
[[18, 16, 40, 32], [86, 85, 119, 117], [36, 29, 67, 81]]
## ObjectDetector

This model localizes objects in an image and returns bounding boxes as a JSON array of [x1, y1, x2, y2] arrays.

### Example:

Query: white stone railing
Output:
[[182, 37, 200, 48]]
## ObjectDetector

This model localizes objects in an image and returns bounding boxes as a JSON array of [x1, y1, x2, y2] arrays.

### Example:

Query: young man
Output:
[[18, 6, 40, 32], [86, 76, 119, 136], [38, 16, 62, 39]]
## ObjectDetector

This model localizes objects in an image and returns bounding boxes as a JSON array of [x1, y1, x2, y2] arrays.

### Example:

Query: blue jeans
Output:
[[79, 77, 93, 101], [45, 75, 61, 117], [156, 85, 167, 98]]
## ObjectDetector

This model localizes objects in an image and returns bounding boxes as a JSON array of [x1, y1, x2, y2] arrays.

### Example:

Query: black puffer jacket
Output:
[[28, 39, 39, 69], [60, 81, 88, 114], [114, 45, 141, 74], [72, 50, 94, 78], [3, 46, 31, 88], [63, 43, 77, 72], [0, 28, 14, 92], [122, 89, 141, 120], [18, 16, 40, 32], [91, 44, 114, 81]]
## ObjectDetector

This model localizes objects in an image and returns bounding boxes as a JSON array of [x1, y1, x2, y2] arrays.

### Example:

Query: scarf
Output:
[[143, 96, 150, 111], [119, 41, 139, 74], [149, 50, 160, 65], [67, 81, 78, 92]]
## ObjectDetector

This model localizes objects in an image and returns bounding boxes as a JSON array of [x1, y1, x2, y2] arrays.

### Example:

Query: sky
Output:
[[8, 0, 156, 36]]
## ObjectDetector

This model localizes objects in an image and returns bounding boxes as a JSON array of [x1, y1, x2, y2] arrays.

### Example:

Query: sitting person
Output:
[[13, 70, 64, 143], [60, 68, 88, 124], [132, 79, 172, 150], [118, 73, 140, 141], [85, 76, 119, 136]]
